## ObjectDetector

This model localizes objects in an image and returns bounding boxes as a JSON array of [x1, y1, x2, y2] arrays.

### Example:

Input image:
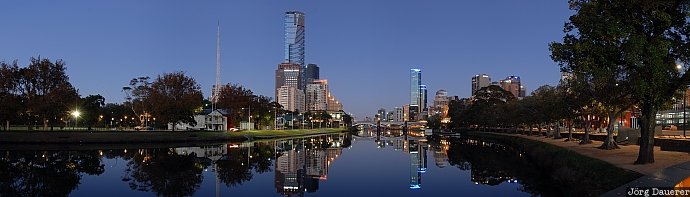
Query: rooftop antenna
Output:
[[212, 20, 221, 110]]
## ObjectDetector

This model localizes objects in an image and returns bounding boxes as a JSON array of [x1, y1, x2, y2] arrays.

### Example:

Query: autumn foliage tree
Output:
[[147, 72, 203, 131], [0, 61, 21, 130], [17, 57, 79, 130]]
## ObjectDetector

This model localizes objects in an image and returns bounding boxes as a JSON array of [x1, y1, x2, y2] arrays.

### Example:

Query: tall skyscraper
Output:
[[471, 74, 491, 96], [499, 75, 522, 98], [410, 69, 422, 106], [305, 64, 319, 84], [285, 11, 306, 88], [420, 85, 428, 111]]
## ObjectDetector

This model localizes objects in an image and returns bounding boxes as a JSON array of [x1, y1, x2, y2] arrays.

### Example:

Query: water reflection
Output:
[[0, 131, 570, 196], [0, 150, 104, 196]]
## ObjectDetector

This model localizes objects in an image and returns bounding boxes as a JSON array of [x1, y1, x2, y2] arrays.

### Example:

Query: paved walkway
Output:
[[487, 133, 690, 197]]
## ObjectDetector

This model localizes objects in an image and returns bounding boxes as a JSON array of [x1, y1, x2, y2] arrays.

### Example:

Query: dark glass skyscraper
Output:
[[410, 69, 421, 106], [285, 11, 305, 88], [305, 63, 319, 84]]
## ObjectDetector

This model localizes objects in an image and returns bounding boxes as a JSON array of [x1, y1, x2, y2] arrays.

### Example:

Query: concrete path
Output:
[[485, 133, 690, 197]]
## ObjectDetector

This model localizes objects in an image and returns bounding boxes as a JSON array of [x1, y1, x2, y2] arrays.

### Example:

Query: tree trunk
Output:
[[554, 121, 563, 139], [580, 114, 592, 144], [546, 123, 552, 138], [635, 103, 656, 164], [566, 120, 573, 141], [528, 125, 533, 136], [600, 111, 620, 150]]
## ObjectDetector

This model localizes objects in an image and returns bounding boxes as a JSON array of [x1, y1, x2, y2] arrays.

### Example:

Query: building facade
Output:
[[393, 107, 404, 122], [432, 89, 450, 117], [499, 75, 522, 98], [276, 62, 303, 112], [471, 74, 491, 96], [410, 69, 422, 106], [377, 108, 387, 121], [326, 93, 343, 112], [285, 11, 306, 90], [306, 80, 329, 111], [305, 64, 319, 84]]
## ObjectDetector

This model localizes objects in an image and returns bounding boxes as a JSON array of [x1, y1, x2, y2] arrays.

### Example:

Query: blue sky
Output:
[[0, 0, 573, 119]]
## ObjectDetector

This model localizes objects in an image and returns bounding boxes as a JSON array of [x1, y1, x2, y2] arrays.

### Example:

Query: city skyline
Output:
[[0, 1, 572, 118]]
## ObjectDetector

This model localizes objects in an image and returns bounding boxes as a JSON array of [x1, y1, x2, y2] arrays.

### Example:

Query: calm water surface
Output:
[[0, 130, 561, 196]]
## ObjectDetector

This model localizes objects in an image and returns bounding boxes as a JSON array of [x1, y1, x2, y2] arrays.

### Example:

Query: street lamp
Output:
[[71, 110, 80, 130], [242, 107, 252, 130], [683, 86, 688, 138], [679, 63, 686, 138]]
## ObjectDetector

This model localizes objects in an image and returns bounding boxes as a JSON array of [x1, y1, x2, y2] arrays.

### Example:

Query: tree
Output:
[[101, 103, 135, 129], [147, 72, 203, 131], [427, 114, 442, 130], [78, 95, 105, 130], [550, 0, 635, 148], [124, 76, 152, 127], [0, 61, 21, 130], [123, 149, 207, 196], [216, 83, 255, 128], [17, 57, 79, 130], [531, 85, 562, 138], [553, 1, 690, 164]]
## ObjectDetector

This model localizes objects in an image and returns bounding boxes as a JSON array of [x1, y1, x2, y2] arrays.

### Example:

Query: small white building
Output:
[[168, 109, 229, 131]]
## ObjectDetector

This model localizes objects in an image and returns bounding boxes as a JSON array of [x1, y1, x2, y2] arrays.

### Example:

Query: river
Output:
[[0, 129, 564, 196]]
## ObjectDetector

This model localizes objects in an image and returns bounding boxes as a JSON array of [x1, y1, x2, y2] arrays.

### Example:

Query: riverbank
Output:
[[467, 131, 690, 196], [0, 128, 346, 145], [464, 131, 643, 196]]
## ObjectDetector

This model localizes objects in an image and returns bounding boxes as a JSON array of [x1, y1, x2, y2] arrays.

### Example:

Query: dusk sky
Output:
[[0, 1, 572, 119]]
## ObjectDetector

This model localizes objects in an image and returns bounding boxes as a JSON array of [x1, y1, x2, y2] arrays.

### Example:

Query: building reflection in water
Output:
[[159, 133, 348, 197], [274, 133, 346, 196], [366, 128, 442, 190]]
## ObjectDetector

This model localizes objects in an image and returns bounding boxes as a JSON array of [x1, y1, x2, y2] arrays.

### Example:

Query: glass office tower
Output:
[[285, 11, 306, 89], [410, 69, 421, 106]]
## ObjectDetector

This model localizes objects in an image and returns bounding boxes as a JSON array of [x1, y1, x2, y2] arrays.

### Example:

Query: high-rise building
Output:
[[285, 11, 306, 89], [275, 62, 302, 112], [326, 92, 343, 112], [519, 85, 526, 98], [377, 108, 387, 121], [432, 90, 449, 117], [393, 107, 403, 122], [410, 69, 422, 106], [499, 75, 522, 98], [275, 62, 301, 92], [306, 80, 329, 111], [305, 64, 319, 84], [471, 74, 491, 96], [403, 105, 410, 122], [277, 86, 304, 112], [420, 85, 428, 111]]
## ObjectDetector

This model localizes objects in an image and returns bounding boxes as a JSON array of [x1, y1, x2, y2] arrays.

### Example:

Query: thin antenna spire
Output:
[[213, 20, 221, 110]]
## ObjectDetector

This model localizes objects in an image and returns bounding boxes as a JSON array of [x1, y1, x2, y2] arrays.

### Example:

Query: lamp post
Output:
[[71, 110, 80, 130], [679, 64, 687, 138], [242, 107, 252, 130]]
